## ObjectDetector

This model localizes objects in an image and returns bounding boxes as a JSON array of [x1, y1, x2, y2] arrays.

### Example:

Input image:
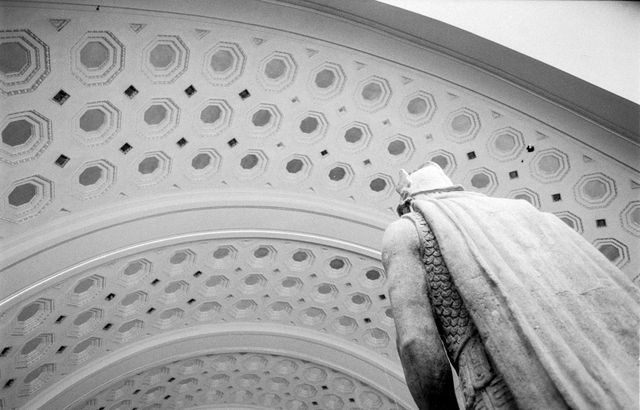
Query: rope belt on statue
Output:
[[396, 185, 464, 216]]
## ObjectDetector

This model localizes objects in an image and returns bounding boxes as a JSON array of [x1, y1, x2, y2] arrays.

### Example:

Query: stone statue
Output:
[[382, 162, 640, 410]]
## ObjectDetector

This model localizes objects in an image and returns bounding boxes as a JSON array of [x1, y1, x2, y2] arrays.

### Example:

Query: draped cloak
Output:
[[409, 191, 640, 410]]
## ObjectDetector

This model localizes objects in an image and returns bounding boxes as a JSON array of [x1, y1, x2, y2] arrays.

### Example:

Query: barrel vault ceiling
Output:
[[0, 1, 638, 409]]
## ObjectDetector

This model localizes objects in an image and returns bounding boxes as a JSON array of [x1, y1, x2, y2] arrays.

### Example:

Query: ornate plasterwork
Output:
[[0, 29, 50, 95], [70, 31, 125, 86], [0, 2, 638, 409]]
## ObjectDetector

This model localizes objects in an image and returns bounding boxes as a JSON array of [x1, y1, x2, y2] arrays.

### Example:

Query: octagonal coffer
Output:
[[324, 162, 354, 190], [166, 248, 196, 276], [68, 308, 103, 338], [338, 121, 372, 153], [70, 337, 101, 365], [210, 244, 237, 268], [308, 62, 346, 99], [2, 175, 53, 223], [487, 127, 525, 161], [444, 107, 481, 143], [366, 173, 394, 199], [16, 333, 54, 368], [154, 307, 184, 329], [363, 328, 390, 348], [138, 98, 180, 140], [1, 110, 52, 164], [554, 211, 584, 234], [134, 151, 172, 187], [573, 172, 617, 208], [236, 149, 268, 180], [508, 188, 541, 209], [73, 101, 120, 146], [465, 167, 498, 195], [20, 363, 55, 396], [187, 148, 222, 181], [0, 29, 50, 95], [116, 291, 148, 317], [266, 301, 293, 320], [385, 134, 415, 164], [281, 154, 313, 182], [428, 149, 457, 176], [248, 103, 281, 137], [196, 99, 232, 135], [401, 90, 437, 125], [530, 148, 570, 183], [0, 41, 29, 75], [258, 51, 297, 91], [203, 41, 246, 86], [12, 298, 53, 336], [621, 201, 640, 237], [142, 35, 189, 83], [354, 75, 391, 112], [593, 237, 629, 268], [194, 301, 222, 321], [72, 159, 116, 199], [67, 274, 105, 306], [71, 31, 124, 86], [295, 111, 328, 144], [115, 319, 144, 343]]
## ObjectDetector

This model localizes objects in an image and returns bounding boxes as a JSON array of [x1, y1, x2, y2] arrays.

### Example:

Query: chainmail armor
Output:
[[404, 211, 518, 410]]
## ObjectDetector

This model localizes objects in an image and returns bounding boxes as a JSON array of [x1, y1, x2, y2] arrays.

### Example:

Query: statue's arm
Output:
[[382, 218, 458, 410]]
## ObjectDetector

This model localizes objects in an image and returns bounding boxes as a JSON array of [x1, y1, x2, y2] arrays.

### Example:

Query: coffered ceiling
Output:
[[0, 1, 638, 409]]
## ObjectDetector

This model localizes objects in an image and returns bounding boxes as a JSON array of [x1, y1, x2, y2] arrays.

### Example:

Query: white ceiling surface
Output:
[[377, 0, 640, 104], [0, 0, 639, 409]]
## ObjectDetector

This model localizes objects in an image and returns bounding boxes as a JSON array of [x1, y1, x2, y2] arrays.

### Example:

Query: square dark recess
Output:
[[508, 170, 519, 179], [184, 85, 197, 97], [119, 143, 132, 154], [239, 89, 250, 99], [467, 151, 476, 160], [364, 317, 371, 323], [320, 149, 329, 157], [124, 85, 138, 98], [552, 193, 562, 202], [526, 145, 535, 153], [176, 137, 188, 147], [193, 270, 202, 278], [55, 154, 70, 167], [105, 293, 115, 301], [53, 89, 70, 105], [227, 138, 238, 147], [596, 219, 607, 227], [363, 159, 371, 166], [379, 294, 386, 300]]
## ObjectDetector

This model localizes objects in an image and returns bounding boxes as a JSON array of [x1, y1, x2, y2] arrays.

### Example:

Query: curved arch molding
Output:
[[1, 190, 392, 303], [26, 323, 415, 409]]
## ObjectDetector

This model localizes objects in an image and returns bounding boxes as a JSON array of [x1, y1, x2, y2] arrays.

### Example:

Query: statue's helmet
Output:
[[395, 162, 455, 200]]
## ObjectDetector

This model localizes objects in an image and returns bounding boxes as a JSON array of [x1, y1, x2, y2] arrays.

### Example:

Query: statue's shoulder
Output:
[[382, 215, 420, 255]]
